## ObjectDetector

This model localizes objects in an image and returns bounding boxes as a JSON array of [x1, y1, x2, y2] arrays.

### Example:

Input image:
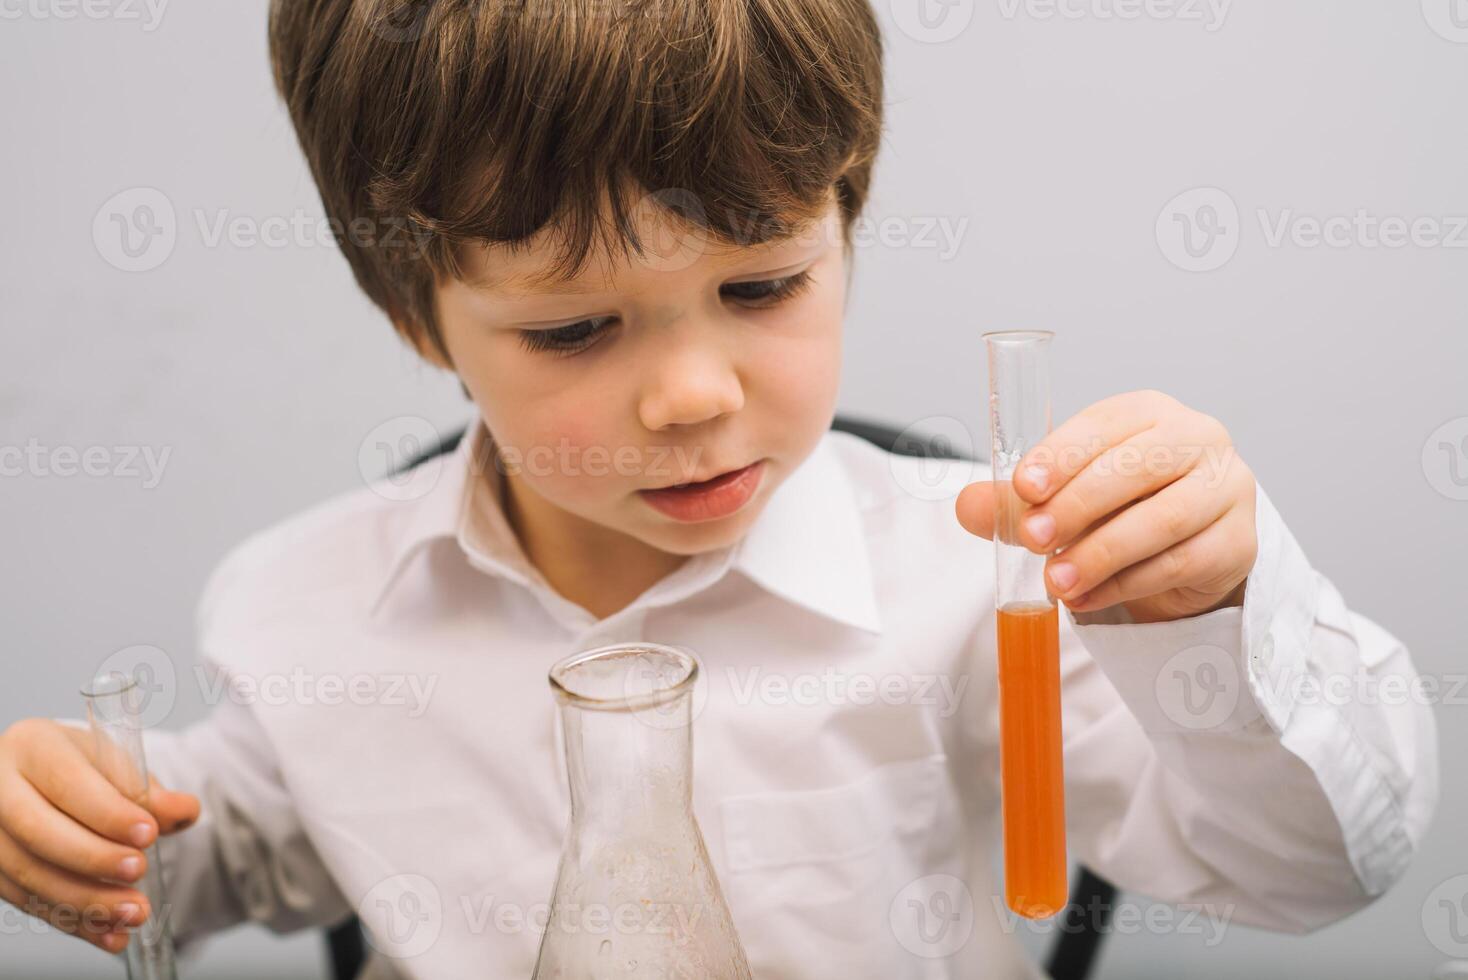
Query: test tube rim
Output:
[[79, 670, 137, 701], [981, 329, 1054, 346], [549, 642, 699, 713]]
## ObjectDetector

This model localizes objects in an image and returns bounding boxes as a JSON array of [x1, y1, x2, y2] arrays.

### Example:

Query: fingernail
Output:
[[1023, 465, 1048, 493], [119, 856, 143, 880], [1049, 561, 1078, 592], [1023, 512, 1055, 547], [129, 823, 154, 847]]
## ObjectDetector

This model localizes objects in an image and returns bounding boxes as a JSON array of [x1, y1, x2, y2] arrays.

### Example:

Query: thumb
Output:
[[146, 776, 201, 834], [955, 481, 997, 541]]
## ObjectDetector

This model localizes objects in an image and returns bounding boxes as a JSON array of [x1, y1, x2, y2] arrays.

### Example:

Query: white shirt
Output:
[[137, 416, 1438, 979]]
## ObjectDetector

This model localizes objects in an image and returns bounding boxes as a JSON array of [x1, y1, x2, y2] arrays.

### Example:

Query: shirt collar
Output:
[[371, 417, 883, 635]]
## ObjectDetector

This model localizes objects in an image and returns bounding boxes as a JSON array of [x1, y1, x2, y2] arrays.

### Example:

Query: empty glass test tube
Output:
[[80, 670, 179, 980]]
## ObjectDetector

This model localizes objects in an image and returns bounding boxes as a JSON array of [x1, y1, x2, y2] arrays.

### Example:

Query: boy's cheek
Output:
[[755, 335, 841, 421]]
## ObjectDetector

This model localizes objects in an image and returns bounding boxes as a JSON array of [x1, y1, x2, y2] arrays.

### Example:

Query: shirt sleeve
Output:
[[1048, 477, 1439, 932], [106, 540, 356, 953], [139, 690, 354, 952]]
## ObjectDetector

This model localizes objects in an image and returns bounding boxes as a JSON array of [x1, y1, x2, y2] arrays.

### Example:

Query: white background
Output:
[[2, 0, 1465, 977]]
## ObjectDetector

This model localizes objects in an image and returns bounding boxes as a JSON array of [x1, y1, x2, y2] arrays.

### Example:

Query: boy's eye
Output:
[[720, 269, 815, 305], [518, 317, 615, 356], [516, 269, 816, 356]]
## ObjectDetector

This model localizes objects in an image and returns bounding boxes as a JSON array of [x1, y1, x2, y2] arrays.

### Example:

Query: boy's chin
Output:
[[630, 497, 766, 556]]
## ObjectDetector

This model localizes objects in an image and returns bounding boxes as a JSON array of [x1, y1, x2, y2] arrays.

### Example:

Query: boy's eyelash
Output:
[[517, 269, 816, 356]]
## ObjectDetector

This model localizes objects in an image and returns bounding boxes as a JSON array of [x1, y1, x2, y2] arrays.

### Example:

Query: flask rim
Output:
[[549, 642, 699, 713]]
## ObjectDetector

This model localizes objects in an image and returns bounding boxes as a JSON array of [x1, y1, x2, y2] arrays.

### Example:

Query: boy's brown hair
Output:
[[267, 0, 886, 364]]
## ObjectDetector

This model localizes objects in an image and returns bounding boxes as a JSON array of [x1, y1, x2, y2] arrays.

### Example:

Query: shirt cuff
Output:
[[1064, 477, 1318, 736]]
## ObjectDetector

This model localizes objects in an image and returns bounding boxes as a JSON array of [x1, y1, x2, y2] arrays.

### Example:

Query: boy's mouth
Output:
[[646, 461, 757, 492], [638, 460, 766, 523]]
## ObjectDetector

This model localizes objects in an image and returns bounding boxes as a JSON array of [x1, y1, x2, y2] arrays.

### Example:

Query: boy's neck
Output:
[[497, 465, 688, 622]]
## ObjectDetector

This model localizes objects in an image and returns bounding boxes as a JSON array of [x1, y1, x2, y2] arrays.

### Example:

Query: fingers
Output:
[[1038, 467, 1232, 603], [954, 481, 996, 540], [1012, 390, 1164, 505], [0, 826, 149, 936], [0, 869, 135, 953], [1015, 423, 1221, 553], [0, 720, 199, 957], [1066, 505, 1257, 616], [15, 723, 160, 848], [146, 776, 200, 835], [0, 773, 148, 884]]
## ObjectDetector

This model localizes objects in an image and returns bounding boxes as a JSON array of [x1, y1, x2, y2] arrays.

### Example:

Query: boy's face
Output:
[[426, 191, 847, 559]]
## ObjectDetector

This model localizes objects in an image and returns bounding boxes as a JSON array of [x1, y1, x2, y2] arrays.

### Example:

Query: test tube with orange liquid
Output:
[[985, 330, 1068, 920]]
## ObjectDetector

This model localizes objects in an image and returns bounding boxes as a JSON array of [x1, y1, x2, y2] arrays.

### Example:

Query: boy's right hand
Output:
[[0, 718, 200, 953]]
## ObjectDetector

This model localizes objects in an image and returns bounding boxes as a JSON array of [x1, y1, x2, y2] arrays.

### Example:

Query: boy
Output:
[[0, 0, 1437, 977]]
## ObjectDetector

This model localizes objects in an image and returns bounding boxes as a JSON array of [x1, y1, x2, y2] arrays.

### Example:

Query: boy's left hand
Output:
[[955, 389, 1258, 625]]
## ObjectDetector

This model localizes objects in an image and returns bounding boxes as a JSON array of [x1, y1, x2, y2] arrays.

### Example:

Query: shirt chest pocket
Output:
[[717, 754, 952, 979]]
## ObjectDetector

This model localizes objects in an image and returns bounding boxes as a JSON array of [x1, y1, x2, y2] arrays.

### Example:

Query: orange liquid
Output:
[[996, 600, 1068, 919]]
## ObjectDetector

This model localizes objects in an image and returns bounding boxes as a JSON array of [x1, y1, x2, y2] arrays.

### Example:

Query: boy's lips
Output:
[[644, 461, 758, 491], [638, 460, 765, 523]]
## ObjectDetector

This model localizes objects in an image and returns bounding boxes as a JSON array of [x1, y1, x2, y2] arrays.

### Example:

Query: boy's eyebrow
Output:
[[468, 222, 827, 296], [467, 266, 606, 296]]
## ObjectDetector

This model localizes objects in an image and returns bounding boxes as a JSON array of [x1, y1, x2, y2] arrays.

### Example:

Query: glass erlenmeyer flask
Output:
[[533, 642, 752, 980]]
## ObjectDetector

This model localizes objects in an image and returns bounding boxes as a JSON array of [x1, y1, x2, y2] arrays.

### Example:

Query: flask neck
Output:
[[560, 695, 694, 824]]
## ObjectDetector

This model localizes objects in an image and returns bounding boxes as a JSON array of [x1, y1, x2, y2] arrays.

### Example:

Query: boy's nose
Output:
[[637, 343, 745, 432]]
